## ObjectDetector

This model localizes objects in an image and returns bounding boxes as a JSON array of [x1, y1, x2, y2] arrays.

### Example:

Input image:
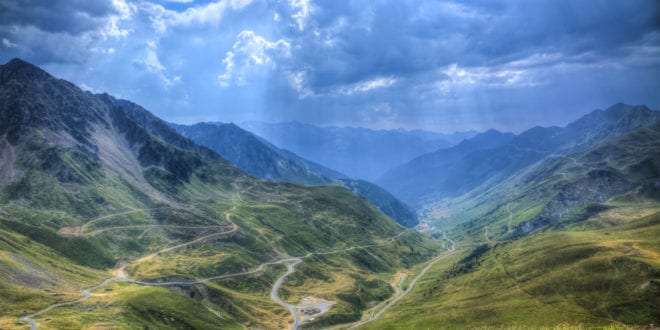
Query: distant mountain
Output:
[[0, 58, 437, 328], [238, 121, 468, 180], [392, 128, 478, 145], [171, 122, 343, 185], [172, 122, 419, 227], [443, 121, 660, 241], [379, 104, 660, 207], [378, 129, 516, 205]]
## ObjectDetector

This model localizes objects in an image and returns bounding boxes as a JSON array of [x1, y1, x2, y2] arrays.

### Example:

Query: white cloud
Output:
[[443, 64, 536, 87], [147, 0, 253, 31], [287, 70, 315, 98], [2, 38, 15, 48], [289, 0, 313, 31], [337, 77, 397, 95], [101, 0, 136, 39], [218, 30, 291, 87], [134, 41, 181, 87], [79, 83, 99, 93]]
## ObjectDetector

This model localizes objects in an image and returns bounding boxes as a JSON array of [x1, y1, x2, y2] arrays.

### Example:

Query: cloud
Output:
[[218, 30, 290, 87], [0, 0, 118, 35], [133, 41, 181, 87], [145, 0, 254, 32], [0, 0, 134, 63], [337, 77, 397, 95], [2, 38, 15, 48], [289, 0, 313, 31], [1, 0, 658, 132]]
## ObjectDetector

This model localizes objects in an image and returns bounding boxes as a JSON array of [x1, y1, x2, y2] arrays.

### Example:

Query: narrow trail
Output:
[[19, 277, 116, 330], [80, 208, 155, 231], [347, 232, 457, 329]]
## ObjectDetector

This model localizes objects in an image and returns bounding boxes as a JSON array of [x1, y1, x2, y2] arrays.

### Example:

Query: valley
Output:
[[9, 197, 446, 330], [0, 57, 658, 330]]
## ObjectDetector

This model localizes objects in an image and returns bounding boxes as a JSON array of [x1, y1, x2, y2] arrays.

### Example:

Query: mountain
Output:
[[0, 58, 440, 329], [172, 122, 419, 227], [171, 122, 344, 185], [392, 128, 478, 145], [366, 118, 660, 328], [239, 121, 463, 180], [443, 121, 660, 240], [378, 129, 516, 205], [379, 104, 660, 207]]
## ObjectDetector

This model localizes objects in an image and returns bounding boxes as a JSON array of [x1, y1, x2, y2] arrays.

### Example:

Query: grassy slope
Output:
[[428, 125, 660, 244], [0, 60, 441, 328], [0, 223, 106, 326], [0, 158, 440, 328], [364, 201, 660, 329]]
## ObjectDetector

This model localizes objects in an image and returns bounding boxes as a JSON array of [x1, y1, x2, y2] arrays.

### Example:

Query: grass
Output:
[[362, 206, 660, 329], [12, 283, 242, 329], [0, 93, 442, 328], [0, 224, 106, 324], [0, 164, 441, 328]]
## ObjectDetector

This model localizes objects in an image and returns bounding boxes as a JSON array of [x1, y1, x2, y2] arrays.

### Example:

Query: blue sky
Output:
[[1, 0, 659, 132]]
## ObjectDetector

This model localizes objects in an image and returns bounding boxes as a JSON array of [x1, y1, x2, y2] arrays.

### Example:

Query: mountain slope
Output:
[[362, 115, 660, 329], [239, 121, 459, 180], [380, 104, 660, 207], [445, 123, 660, 241], [172, 122, 419, 227], [378, 129, 516, 205], [172, 122, 342, 185], [365, 206, 660, 328], [0, 58, 439, 329]]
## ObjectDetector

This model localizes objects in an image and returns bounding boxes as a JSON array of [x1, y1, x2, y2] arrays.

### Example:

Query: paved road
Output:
[[348, 232, 457, 329], [270, 259, 303, 330], [20, 208, 413, 330]]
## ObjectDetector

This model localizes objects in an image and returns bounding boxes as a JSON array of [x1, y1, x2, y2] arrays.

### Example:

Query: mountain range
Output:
[[239, 121, 475, 181], [171, 122, 419, 227], [379, 104, 660, 207]]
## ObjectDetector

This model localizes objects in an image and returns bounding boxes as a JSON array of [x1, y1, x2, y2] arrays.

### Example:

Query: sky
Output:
[[1, 0, 659, 133]]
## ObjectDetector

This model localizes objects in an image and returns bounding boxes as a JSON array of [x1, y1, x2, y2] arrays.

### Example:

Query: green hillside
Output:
[[363, 202, 660, 329], [360, 112, 660, 328], [438, 123, 660, 243], [0, 58, 440, 329]]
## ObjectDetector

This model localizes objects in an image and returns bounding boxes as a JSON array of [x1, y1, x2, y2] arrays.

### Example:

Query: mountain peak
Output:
[[1, 57, 52, 83]]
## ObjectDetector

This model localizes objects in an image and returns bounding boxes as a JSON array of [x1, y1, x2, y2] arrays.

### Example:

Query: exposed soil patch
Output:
[[297, 295, 334, 323]]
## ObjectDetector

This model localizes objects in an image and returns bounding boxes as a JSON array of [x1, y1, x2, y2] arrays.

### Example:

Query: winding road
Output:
[[19, 205, 419, 330], [20, 207, 239, 329], [270, 259, 303, 330], [347, 232, 457, 329]]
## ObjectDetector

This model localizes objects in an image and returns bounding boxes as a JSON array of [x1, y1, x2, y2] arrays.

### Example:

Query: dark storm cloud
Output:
[[1, 0, 659, 132], [283, 0, 660, 94], [0, 0, 118, 35]]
